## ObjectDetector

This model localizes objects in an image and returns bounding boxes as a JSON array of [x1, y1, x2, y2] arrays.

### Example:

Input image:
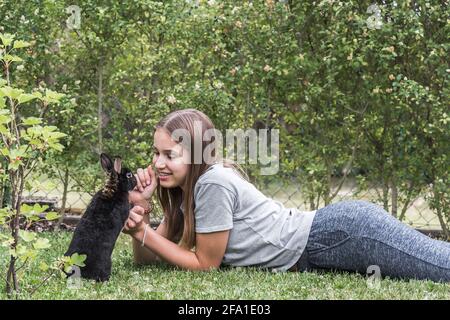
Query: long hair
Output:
[[154, 109, 246, 249]]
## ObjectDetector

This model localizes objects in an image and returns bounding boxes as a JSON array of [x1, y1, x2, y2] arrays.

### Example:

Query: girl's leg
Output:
[[300, 200, 450, 282]]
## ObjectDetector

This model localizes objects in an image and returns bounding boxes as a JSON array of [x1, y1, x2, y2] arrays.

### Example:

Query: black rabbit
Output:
[[65, 153, 137, 281]]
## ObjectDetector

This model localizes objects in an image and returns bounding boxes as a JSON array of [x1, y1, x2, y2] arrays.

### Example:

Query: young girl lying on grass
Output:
[[123, 109, 450, 282]]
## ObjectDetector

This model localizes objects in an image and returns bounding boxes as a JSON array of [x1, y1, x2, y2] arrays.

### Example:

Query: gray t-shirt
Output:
[[184, 163, 316, 272]]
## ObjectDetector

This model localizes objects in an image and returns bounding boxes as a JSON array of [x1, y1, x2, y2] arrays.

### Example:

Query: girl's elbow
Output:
[[196, 260, 221, 271], [199, 265, 219, 271]]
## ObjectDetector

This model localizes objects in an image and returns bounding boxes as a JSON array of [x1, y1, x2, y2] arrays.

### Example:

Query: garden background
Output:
[[0, 0, 449, 299]]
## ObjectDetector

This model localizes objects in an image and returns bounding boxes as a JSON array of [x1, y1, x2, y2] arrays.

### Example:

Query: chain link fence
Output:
[[21, 174, 442, 232], [257, 179, 441, 230]]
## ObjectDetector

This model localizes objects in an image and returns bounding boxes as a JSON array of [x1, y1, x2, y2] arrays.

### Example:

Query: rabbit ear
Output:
[[114, 157, 122, 173], [100, 153, 113, 172]]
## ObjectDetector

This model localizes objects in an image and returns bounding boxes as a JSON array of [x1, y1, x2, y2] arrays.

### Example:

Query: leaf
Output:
[[15, 244, 28, 257], [0, 207, 12, 218], [32, 91, 43, 99], [45, 212, 60, 221], [9, 146, 27, 160], [49, 142, 64, 152], [17, 94, 38, 104], [19, 230, 36, 242], [3, 54, 23, 62], [8, 161, 21, 171], [13, 40, 31, 49], [63, 265, 73, 274], [0, 86, 23, 99], [28, 139, 41, 145], [32, 203, 49, 214], [33, 238, 51, 249], [21, 248, 38, 260], [0, 33, 14, 46], [0, 148, 9, 156], [0, 124, 9, 136], [28, 215, 40, 222], [39, 262, 49, 272], [20, 203, 33, 214], [22, 117, 42, 126], [0, 114, 11, 124], [70, 253, 87, 267], [48, 132, 67, 139], [21, 203, 48, 220], [43, 89, 65, 103]]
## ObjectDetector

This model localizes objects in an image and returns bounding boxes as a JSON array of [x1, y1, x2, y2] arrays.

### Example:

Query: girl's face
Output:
[[152, 128, 190, 190]]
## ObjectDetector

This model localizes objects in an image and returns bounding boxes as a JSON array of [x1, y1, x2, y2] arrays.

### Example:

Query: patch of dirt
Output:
[[19, 217, 76, 233]]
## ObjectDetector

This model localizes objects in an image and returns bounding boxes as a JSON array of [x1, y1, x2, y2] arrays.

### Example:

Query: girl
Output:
[[123, 109, 450, 282]]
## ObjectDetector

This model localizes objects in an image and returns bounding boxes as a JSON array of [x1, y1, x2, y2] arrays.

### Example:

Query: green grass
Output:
[[1, 232, 449, 300]]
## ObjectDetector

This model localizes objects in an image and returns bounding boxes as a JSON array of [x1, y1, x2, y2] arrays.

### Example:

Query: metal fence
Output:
[[257, 179, 441, 230], [22, 174, 442, 231]]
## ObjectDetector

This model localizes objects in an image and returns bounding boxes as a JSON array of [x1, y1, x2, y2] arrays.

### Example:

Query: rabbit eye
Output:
[[126, 172, 133, 179]]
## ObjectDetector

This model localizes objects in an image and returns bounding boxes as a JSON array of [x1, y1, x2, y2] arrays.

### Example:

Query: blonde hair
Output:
[[154, 109, 246, 249]]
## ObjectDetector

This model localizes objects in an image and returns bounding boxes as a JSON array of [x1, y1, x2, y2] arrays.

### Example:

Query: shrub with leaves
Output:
[[0, 33, 85, 298]]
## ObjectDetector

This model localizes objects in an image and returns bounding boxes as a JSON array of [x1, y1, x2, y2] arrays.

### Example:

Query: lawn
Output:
[[0, 231, 449, 300]]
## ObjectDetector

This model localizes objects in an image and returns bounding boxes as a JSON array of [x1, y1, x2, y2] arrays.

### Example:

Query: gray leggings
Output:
[[296, 200, 450, 282]]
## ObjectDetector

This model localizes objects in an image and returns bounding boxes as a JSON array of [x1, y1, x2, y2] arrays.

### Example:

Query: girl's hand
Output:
[[123, 205, 147, 236], [128, 164, 157, 204]]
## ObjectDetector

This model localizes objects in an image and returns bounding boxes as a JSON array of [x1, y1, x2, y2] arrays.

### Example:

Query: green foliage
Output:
[[0, 33, 77, 297], [1, 0, 446, 228], [68, 253, 87, 268], [0, 1, 448, 298]]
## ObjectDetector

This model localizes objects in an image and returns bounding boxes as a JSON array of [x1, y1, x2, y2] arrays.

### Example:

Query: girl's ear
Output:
[[113, 157, 122, 173], [100, 153, 113, 172]]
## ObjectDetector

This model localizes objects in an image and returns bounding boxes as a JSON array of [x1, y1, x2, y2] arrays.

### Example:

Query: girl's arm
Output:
[[132, 226, 230, 271], [125, 202, 168, 265], [132, 217, 168, 265]]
